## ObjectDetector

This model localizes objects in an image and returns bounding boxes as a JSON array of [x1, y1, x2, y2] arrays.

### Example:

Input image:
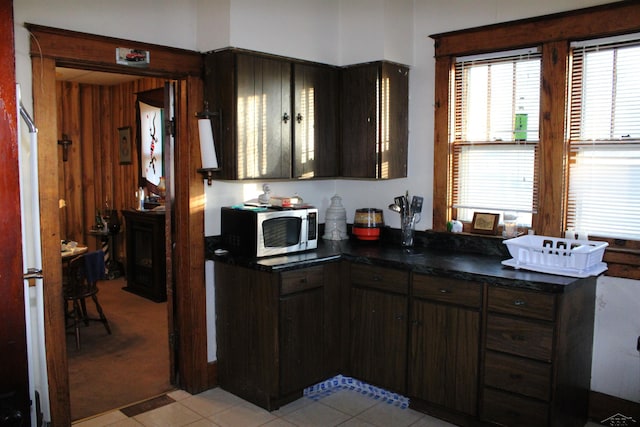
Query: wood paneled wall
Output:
[[56, 77, 166, 265]]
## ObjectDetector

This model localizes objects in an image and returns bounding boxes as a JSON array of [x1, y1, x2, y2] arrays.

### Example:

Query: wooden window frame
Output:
[[430, 1, 640, 279]]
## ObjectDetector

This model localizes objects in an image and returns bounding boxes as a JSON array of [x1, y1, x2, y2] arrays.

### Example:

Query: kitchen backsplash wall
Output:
[[203, 179, 428, 236]]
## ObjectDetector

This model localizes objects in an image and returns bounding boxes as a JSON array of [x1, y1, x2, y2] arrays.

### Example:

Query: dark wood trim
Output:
[[25, 24, 202, 78], [535, 40, 569, 237], [173, 75, 208, 393], [29, 27, 206, 424], [589, 391, 640, 425], [32, 55, 72, 426], [431, 1, 640, 57], [430, 56, 452, 231]]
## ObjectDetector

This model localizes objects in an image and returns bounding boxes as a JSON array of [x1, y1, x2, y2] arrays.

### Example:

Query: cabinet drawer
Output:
[[412, 275, 482, 308], [482, 388, 549, 427], [488, 286, 556, 321], [350, 264, 408, 294], [280, 266, 324, 295], [486, 314, 554, 362], [484, 351, 551, 401]]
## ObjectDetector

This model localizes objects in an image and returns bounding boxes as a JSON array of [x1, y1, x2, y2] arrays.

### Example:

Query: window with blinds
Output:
[[452, 48, 541, 226], [567, 36, 640, 240]]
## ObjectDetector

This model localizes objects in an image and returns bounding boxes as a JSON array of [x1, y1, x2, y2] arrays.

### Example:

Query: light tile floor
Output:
[[72, 388, 604, 427]]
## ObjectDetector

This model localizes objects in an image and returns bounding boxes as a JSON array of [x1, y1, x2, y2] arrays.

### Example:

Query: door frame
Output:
[[27, 24, 208, 426]]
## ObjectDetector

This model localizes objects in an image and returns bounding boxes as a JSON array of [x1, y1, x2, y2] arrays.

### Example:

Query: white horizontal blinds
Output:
[[452, 48, 541, 225], [567, 37, 640, 239]]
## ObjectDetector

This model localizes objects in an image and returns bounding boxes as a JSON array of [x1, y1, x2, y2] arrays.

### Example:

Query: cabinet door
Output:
[[341, 64, 378, 178], [236, 53, 291, 179], [340, 62, 408, 179], [280, 287, 325, 396], [408, 299, 480, 415], [380, 62, 409, 179], [293, 63, 339, 178], [349, 287, 407, 392]]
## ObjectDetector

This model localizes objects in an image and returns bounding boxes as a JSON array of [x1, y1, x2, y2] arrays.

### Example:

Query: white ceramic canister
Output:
[[323, 194, 348, 240]]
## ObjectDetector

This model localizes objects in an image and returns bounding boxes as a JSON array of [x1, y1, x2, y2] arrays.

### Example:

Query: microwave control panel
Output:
[[308, 211, 317, 241]]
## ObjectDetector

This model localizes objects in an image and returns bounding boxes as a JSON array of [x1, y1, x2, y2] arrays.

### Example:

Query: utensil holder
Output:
[[401, 213, 416, 247]]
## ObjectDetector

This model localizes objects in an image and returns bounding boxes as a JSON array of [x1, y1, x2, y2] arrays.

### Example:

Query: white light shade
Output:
[[198, 118, 218, 169]]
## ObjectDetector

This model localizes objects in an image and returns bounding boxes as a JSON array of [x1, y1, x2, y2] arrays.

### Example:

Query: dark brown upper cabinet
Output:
[[341, 61, 409, 179], [204, 50, 291, 179], [293, 62, 339, 178], [204, 49, 339, 180]]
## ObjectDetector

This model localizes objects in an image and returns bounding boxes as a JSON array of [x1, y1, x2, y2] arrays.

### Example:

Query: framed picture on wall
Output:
[[471, 212, 500, 235], [118, 126, 132, 165]]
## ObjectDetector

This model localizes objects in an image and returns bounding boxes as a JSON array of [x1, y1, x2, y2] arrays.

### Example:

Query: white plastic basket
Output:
[[502, 235, 608, 277]]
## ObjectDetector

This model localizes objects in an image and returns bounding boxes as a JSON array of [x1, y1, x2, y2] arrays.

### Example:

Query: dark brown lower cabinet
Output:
[[481, 282, 596, 427], [348, 264, 409, 393], [279, 269, 327, 396], [214, 257, 596, 426], [408, 275, 482, 416], [215, 261, 341, 410]]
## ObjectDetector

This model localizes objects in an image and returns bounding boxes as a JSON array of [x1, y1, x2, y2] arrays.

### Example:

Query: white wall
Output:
[[592, 276, 640, 401], [13, 0, 640, 404], [196, 0, 231, 52]]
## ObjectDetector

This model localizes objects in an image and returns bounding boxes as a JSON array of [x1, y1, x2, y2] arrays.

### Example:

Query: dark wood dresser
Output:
[[122, 209, 166, 302]]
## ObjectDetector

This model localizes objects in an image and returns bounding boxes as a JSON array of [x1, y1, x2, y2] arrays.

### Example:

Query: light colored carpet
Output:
[[66, 276, 173, 421]]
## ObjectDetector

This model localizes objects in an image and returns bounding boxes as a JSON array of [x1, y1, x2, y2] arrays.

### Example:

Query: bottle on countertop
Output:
[[138, 187, 145, 210]]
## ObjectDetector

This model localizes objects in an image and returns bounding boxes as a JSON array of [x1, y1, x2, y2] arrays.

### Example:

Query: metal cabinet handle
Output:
[[439, 288, 451, 294], [372, 275, 382, 282], [513, 299, 526, 306], [296, 113, 303, 123], [283, 112, 290, 123]]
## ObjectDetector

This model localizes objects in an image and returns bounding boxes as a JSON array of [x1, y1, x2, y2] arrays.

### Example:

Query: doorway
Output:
[[27, 24, 210, 426], [55, 69, 173, 420]]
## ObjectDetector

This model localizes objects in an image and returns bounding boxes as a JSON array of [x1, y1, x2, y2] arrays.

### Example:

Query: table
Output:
[[61, 244, 87, 288], [61, 246, 88, 260]]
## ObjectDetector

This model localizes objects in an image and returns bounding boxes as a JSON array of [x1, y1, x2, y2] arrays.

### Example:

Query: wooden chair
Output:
[[63, 251, 111, 349]]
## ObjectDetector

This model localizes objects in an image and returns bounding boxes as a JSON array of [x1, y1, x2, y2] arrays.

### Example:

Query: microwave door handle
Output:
[[302, 215, 309, 248]]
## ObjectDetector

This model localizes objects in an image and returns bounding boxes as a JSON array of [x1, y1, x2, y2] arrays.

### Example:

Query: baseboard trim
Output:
[[589, 391, 640, 425], [207, 361, 218, 389]]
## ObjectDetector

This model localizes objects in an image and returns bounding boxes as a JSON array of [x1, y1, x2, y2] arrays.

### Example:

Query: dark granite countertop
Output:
[[207, 230, 598, 293]]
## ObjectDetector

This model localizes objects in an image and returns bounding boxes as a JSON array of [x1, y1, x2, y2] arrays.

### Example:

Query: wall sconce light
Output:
[[196, 101, 221, 186]]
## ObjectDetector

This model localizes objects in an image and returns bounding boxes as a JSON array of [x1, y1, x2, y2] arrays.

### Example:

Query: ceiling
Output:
[[56, 67, 142, 86]]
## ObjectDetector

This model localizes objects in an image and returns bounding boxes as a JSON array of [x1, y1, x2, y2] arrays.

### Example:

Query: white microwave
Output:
[[221, 206, 318, 257]]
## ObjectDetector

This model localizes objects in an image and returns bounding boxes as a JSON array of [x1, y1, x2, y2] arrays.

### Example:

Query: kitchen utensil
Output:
[[410, 196, 423, 214], [388, 203, 401, 213], [394, 196, 405, 212]]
